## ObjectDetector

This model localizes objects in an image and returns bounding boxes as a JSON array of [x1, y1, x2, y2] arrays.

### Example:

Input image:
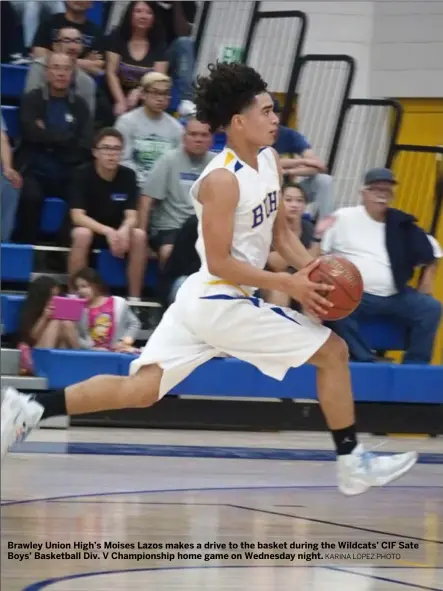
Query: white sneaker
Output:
[[1, 387, 44, 459], [337, 444, 418, 495]]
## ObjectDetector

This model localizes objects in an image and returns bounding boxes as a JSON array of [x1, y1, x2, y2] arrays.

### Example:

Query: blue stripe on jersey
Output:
[[270, 306, 301, 325], [200, 295, 260, 307], [200, 295, 301, 325]]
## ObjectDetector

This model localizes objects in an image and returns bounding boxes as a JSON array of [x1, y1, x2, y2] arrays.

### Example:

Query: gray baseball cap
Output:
[[364, 168, 397, 185]]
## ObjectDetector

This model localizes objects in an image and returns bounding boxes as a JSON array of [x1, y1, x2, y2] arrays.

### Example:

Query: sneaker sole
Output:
[[339, 452, 419, 496], [373, 452, 418, 487]]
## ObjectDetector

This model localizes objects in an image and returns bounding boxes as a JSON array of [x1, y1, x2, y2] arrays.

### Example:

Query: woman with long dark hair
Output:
[[18, 276, 79, 374], [106, 1, 168, 117]]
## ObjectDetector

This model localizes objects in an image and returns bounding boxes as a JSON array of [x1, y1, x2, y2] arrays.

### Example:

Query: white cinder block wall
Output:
[[200, 1, 443, 98], [261, 1, 374, 98], [371, 1, 443, 98]]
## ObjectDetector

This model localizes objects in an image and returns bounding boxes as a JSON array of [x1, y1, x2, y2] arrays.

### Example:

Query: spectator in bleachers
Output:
[[13, 52, 92, 245], [18, 276, 79, 375], [32, 1, 105, 77], [272, 99, 334, 229], [73, 268, 141, 352], [116, 71, 183, 191], [322, 167, 442, 364], [10, 1, 65, 60], [26, 26, 96, 117], [106, 1, 168, 117], [105, 1, 197, 111], [139, 118, 213, 267], [68, 128, 146, 301], [264, 182, 318, 309], [1, 116, 22, 243], [158, 214, 199, 308]]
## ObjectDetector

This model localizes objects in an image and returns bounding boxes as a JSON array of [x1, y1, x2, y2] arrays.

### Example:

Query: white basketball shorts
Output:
[[130, 272, 331, 398]]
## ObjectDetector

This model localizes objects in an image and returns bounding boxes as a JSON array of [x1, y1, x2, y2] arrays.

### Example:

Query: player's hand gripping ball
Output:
[[309, 255, 364, 320]]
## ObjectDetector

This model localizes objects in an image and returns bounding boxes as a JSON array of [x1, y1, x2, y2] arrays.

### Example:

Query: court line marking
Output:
[[228, 504, 443, 545], [21, 565, 443, 591], [2, 484, 443, 507], [327, 566, 443, 591], [9, 441, 443, 464]]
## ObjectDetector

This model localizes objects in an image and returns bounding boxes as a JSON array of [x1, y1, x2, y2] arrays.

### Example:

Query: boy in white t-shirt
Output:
[[322, 168, 442, 364]]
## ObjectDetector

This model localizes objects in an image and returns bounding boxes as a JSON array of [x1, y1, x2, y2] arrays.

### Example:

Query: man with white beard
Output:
[[321, 168, 442, 364]]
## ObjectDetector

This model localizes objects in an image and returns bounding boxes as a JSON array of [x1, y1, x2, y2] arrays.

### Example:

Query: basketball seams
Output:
[[308, 256, 363, 320]]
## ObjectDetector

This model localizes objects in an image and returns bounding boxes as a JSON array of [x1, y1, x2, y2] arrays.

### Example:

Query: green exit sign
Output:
[[219, 45, 244, 64]]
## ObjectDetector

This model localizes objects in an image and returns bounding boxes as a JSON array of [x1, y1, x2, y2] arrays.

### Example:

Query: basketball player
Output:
[[1, 63, 417, 495]]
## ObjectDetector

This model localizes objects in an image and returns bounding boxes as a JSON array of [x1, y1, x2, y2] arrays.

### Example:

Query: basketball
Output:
[[309, 255, 364, 320]]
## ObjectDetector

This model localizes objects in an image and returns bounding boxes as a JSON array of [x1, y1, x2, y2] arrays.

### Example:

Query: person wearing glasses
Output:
[[68, 128, 147, 300], [321, 168, 442, 364], [25, 26, 96, 116], [115, 71, 183, 191]]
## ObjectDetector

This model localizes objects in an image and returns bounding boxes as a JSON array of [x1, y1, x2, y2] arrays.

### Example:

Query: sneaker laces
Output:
[[360, 441, 387, 471]]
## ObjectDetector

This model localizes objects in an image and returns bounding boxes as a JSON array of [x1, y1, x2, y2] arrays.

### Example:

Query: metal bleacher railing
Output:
[[242, 6, 307, 125], [329, 98, 403, 209]]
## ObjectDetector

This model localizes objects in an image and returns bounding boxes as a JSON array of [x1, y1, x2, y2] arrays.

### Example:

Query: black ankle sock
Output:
[[33, 389, 67, 419], [332, 424, 358, 455]]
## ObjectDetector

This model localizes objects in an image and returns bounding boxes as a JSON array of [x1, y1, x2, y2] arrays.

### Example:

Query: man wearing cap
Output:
[[115, 72, 184, 190], [321, 167, 442, 364]]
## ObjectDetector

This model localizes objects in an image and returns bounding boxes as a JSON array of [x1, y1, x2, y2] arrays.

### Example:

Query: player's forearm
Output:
[[71, 212, 110, 236], [210, 256, 292, 293], [274, 229, 314, 270]]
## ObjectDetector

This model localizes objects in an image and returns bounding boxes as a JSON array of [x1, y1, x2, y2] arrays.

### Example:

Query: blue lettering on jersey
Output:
[[251, 190, 278, 228]]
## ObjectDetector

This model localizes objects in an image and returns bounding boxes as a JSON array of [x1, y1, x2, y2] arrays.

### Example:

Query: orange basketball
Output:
[[309, 255, 364, 321]]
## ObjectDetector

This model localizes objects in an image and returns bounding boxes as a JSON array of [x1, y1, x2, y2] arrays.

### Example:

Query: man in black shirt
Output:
[[68, 127, 147, 300], [13, 52, 92, 244], [32, 0, 105, 76]]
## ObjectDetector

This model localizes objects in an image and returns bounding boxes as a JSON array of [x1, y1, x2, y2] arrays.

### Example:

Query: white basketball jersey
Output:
[[190, 147, 280, 289]]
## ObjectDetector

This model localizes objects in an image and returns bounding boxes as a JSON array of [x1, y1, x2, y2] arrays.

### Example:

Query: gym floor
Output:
[[1, 429, 442, 590]]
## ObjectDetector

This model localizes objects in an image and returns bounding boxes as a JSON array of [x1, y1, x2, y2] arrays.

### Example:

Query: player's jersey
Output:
[[189, 146, 280, 292]]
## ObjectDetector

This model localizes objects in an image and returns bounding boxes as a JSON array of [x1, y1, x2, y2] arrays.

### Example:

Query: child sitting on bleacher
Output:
[[18, 276, 79, 375], [73, 268, 141, 353]]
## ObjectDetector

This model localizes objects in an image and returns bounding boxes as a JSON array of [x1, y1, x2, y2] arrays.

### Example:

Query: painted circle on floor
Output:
[[22, 565, 425, 591]]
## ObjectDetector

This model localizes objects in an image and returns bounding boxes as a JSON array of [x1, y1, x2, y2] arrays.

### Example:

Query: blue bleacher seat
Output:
[[29, 349, 443, 403], [1, 105, 19, 139], [1, 64, 28, 98], [0, 244, 34, 282], [40, 198, 68, 234], [211, 132, 227, 152], [359, 317, 408, 351], [97, 250, 159, 289], [1, 294, 25, 335], [86, 1, 104, 25]]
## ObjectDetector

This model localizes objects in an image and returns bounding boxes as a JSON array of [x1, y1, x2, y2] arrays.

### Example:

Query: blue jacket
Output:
[[385, 208, 435, 292]]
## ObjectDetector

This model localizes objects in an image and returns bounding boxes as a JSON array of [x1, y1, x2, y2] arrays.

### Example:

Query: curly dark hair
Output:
[[194, 62, 268, 132]]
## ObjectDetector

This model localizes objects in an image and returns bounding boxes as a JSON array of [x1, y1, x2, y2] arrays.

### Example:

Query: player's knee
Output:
[[72, 226, 93, 248], [124, 365, 162, 407], [318, 332, 349, 368], [131, 227, 146, 246]]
